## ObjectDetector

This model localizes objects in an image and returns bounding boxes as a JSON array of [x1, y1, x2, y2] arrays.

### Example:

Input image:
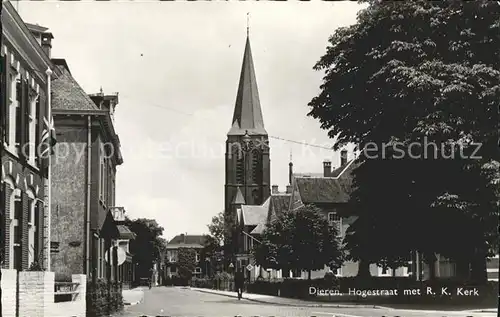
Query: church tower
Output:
[[223, 33, 271, 265]]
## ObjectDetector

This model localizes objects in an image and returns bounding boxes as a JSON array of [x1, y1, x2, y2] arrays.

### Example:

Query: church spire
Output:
[[228, 29, 267, 136]]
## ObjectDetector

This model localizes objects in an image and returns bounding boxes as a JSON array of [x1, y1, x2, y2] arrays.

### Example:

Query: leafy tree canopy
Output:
[[177, 248, 197, 281], [309, 0, 499, 280], [254, 205, 343, 279], [125, 217, 166, 278]]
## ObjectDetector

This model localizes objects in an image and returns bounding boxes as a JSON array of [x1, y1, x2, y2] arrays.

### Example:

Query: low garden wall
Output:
[[190, 274, 498, 308], [16, 271, 86, 317]]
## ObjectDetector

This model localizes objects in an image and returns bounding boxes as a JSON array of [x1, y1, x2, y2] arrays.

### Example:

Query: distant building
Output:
[[50, 60, 123, 282], [165, 234, 207, 278], [110, 207, 135, 288]]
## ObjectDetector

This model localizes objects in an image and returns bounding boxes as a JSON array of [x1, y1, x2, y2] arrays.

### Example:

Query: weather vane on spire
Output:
[[247, 12, 250, 36]]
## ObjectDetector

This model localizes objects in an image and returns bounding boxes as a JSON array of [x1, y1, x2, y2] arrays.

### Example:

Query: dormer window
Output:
[[328, 212, 342, 237]]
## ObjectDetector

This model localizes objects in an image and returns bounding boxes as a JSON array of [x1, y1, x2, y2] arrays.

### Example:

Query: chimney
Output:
[[341, 150, 348, 166], [271, 185, 279, 194], [288, 162, 293, 185], [180, 233, 185, 243], [286, 185, 292, 194], [41, 32, 53, 58], [323, 160, 332, 177]]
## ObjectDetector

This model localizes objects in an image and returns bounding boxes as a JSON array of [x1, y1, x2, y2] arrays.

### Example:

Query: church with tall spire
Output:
[[223, 30, 271, 267]]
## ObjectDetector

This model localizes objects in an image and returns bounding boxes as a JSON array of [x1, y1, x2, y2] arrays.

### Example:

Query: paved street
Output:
[[115, 287, 497, 317]]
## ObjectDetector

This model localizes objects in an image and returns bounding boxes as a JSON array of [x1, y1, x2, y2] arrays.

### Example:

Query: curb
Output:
[[193, 288, 384, 309]]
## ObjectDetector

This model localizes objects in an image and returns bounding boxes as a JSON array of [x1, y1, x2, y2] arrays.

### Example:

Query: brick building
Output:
[[49, 58, 123, 282], [165, 234, 207, 278], [223, 33, 270, 268], [1, 0, 59, 273]]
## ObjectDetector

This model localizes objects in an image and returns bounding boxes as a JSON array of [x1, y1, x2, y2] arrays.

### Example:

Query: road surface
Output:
[[116, 286, 496, 317]]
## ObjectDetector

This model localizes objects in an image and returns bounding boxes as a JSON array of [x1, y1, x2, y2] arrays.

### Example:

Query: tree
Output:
[[125, 217, 165, 280], [309, 0, 499, 281], [207, 211, 225, 246], [177, 248, 197, 282], [203, 212, 225, 275], [254, 205, 343, 280]]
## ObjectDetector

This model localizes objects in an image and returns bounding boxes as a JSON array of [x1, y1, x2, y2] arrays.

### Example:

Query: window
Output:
[[34, 95, 41, 164], [28, 95, 37, 165], [99, 156, 105, 201], [111, 176, 116, 206], [15, 78, 22, 151], [236, 155, 244, 184], [195, 252, 200, 263], [98, 238, 104, 278], [251, 149, 262, 184], [27, 195, 36, 267], [168, 250, 178, 263], [378, 266, 393, 277], [194, 267, 202, 274], [328, 212, 342, 237], [7, 73, 16, 146], [170, 266, 177, 273], [12, 189, 22, 271], [335, 267, 342, 277]]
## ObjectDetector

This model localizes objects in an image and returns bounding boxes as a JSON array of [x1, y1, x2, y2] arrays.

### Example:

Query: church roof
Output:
[[232, 187, 246, 205], [240, 197, 270, 226], [228, 36, 267, 136]]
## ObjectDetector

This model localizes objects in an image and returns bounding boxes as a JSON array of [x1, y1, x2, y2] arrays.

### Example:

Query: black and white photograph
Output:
[[0, 0, 498, 317]]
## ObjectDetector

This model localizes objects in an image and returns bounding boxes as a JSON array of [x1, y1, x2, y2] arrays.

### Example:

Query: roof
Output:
[[250, 222, 266, 235], [51, 65, 99, 111], [117, 225, 136, 240], [269, 194, 291, 219], [241, 197, 270, 226], [98, 210, 119, 239], [228, 36, 267, 136], [232, 187, 246, 205], [25, 23, 49, 33], [166, 234, 206, 249], [293, 160, 358, 205]]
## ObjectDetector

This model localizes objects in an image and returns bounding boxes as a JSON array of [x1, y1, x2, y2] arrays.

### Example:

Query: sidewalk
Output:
[[190, 287, 384, 309], [191, 287, 499, 313], [122, 286, 145, 306]]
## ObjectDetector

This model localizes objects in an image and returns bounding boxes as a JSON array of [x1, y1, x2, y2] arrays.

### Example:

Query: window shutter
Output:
[[0, 183, 6, 264], [20, 78, 29, 161], [24, 79, 30, 152], [15, 80, 22, 149], [35, 201, 43, 265], [35, 95, 42, 164], [37, 93, 46, 170], [1, 55, 9, 145]]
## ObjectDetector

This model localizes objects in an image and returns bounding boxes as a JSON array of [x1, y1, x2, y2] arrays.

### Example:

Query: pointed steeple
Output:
[[232, 186, 246, 205], [228, 34, 267, 136]]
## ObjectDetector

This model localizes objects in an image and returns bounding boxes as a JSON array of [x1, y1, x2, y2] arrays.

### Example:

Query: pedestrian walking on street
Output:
[[234, 268, 244, 300]]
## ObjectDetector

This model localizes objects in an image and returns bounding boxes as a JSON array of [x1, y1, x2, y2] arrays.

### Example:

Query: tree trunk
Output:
[[470, 249, 488, 284], [455, 259, 470, 281], [357, 259, 371, 278], [425, 252, 437, 281]]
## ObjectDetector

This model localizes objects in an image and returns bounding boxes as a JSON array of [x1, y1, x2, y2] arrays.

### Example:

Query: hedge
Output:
[[86, 279, 123, 317]]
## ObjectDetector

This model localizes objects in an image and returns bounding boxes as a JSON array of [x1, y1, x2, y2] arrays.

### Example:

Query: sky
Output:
[[16, 0, 364, 241]]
